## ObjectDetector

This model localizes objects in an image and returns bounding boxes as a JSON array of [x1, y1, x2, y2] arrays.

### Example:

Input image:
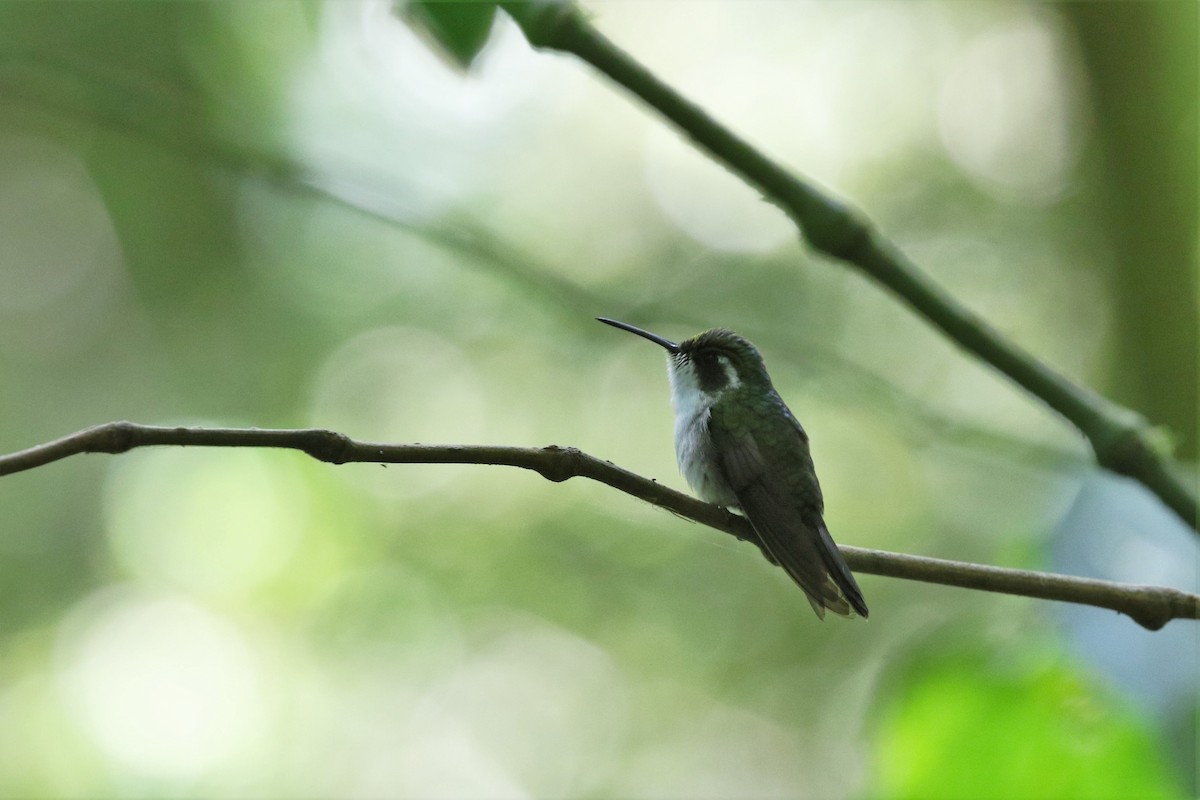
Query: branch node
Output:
[[301, 429, 353, 464], [1130, 611, 1168, 632], [502, 1, 582, 50], [1094, 421, 1157, 480], [536, 444, 582, 482], [98, 421, 139, 454], [786, 194, 873, 264]]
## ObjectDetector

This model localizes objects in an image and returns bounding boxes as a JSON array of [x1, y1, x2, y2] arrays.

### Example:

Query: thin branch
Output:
[[2, 422, 1195, 631], [496, 2, 1198, 533]]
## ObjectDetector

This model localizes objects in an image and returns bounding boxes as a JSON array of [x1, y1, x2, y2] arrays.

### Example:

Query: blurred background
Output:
[[0, 1, 1195, 797]]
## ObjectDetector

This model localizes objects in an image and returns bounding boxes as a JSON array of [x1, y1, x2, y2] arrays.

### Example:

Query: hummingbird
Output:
[[598, 317, 868, 619]]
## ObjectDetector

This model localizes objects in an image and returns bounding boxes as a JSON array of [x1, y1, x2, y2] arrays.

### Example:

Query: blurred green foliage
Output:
[[0, 1, 1194, 797], [874, 654, 1180, 799]]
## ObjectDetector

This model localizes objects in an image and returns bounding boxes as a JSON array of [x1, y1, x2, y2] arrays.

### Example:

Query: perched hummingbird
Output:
[[598, 317, 868, 619]]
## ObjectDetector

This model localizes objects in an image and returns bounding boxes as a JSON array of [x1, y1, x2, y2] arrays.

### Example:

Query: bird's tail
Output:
[[804, 519, 868, 619], [753, 514, 868, 620]]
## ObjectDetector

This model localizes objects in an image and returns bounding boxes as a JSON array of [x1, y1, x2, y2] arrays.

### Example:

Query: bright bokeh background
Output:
[[0, 1, 1196, 797]]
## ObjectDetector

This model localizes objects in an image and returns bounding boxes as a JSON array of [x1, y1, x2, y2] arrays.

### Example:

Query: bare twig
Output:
[[496, 2, 1198, 533], [2, 422, 1195, 630]]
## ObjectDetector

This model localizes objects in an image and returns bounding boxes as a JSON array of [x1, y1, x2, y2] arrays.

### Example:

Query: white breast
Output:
[[667, 357, 738, 507]]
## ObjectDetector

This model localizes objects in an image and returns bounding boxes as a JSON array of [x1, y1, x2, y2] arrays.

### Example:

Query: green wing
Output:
[[709, 395, 868, 619]]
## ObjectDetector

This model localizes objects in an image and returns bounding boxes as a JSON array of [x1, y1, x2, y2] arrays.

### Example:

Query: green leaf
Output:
[[873, 656, 1185, 799], [401, 1, 498, 71]]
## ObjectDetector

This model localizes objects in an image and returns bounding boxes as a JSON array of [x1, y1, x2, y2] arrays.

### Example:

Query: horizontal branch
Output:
[[3, 422, 1195, 631], [496, 2, 1198, 534]]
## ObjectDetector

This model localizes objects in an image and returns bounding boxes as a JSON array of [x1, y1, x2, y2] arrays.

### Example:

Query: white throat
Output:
[[667, 356, 714, 429], [665, 355, 739, 507]]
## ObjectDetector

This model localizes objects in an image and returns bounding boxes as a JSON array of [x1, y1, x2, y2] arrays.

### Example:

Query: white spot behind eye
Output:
[[718, 355, 740, 389]]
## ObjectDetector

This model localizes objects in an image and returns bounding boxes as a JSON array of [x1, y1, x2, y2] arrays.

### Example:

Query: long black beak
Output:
[[596, 317, 680, 353]]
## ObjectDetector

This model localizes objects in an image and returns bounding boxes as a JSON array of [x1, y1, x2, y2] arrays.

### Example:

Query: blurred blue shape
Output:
[[1053, 471, 1199, 717]]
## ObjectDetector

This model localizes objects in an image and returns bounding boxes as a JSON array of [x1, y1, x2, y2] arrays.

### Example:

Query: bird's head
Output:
[[597, 318, 771, 399]]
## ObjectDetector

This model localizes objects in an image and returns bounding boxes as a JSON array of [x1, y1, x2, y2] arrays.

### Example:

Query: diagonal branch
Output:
[[496, 2, 1198, 533], [2, 421, 1195, 631]]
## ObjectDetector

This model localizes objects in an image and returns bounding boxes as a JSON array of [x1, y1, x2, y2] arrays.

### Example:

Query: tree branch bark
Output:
[[496, 2, 1198, 534], [2, 421, 1195, 631]]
